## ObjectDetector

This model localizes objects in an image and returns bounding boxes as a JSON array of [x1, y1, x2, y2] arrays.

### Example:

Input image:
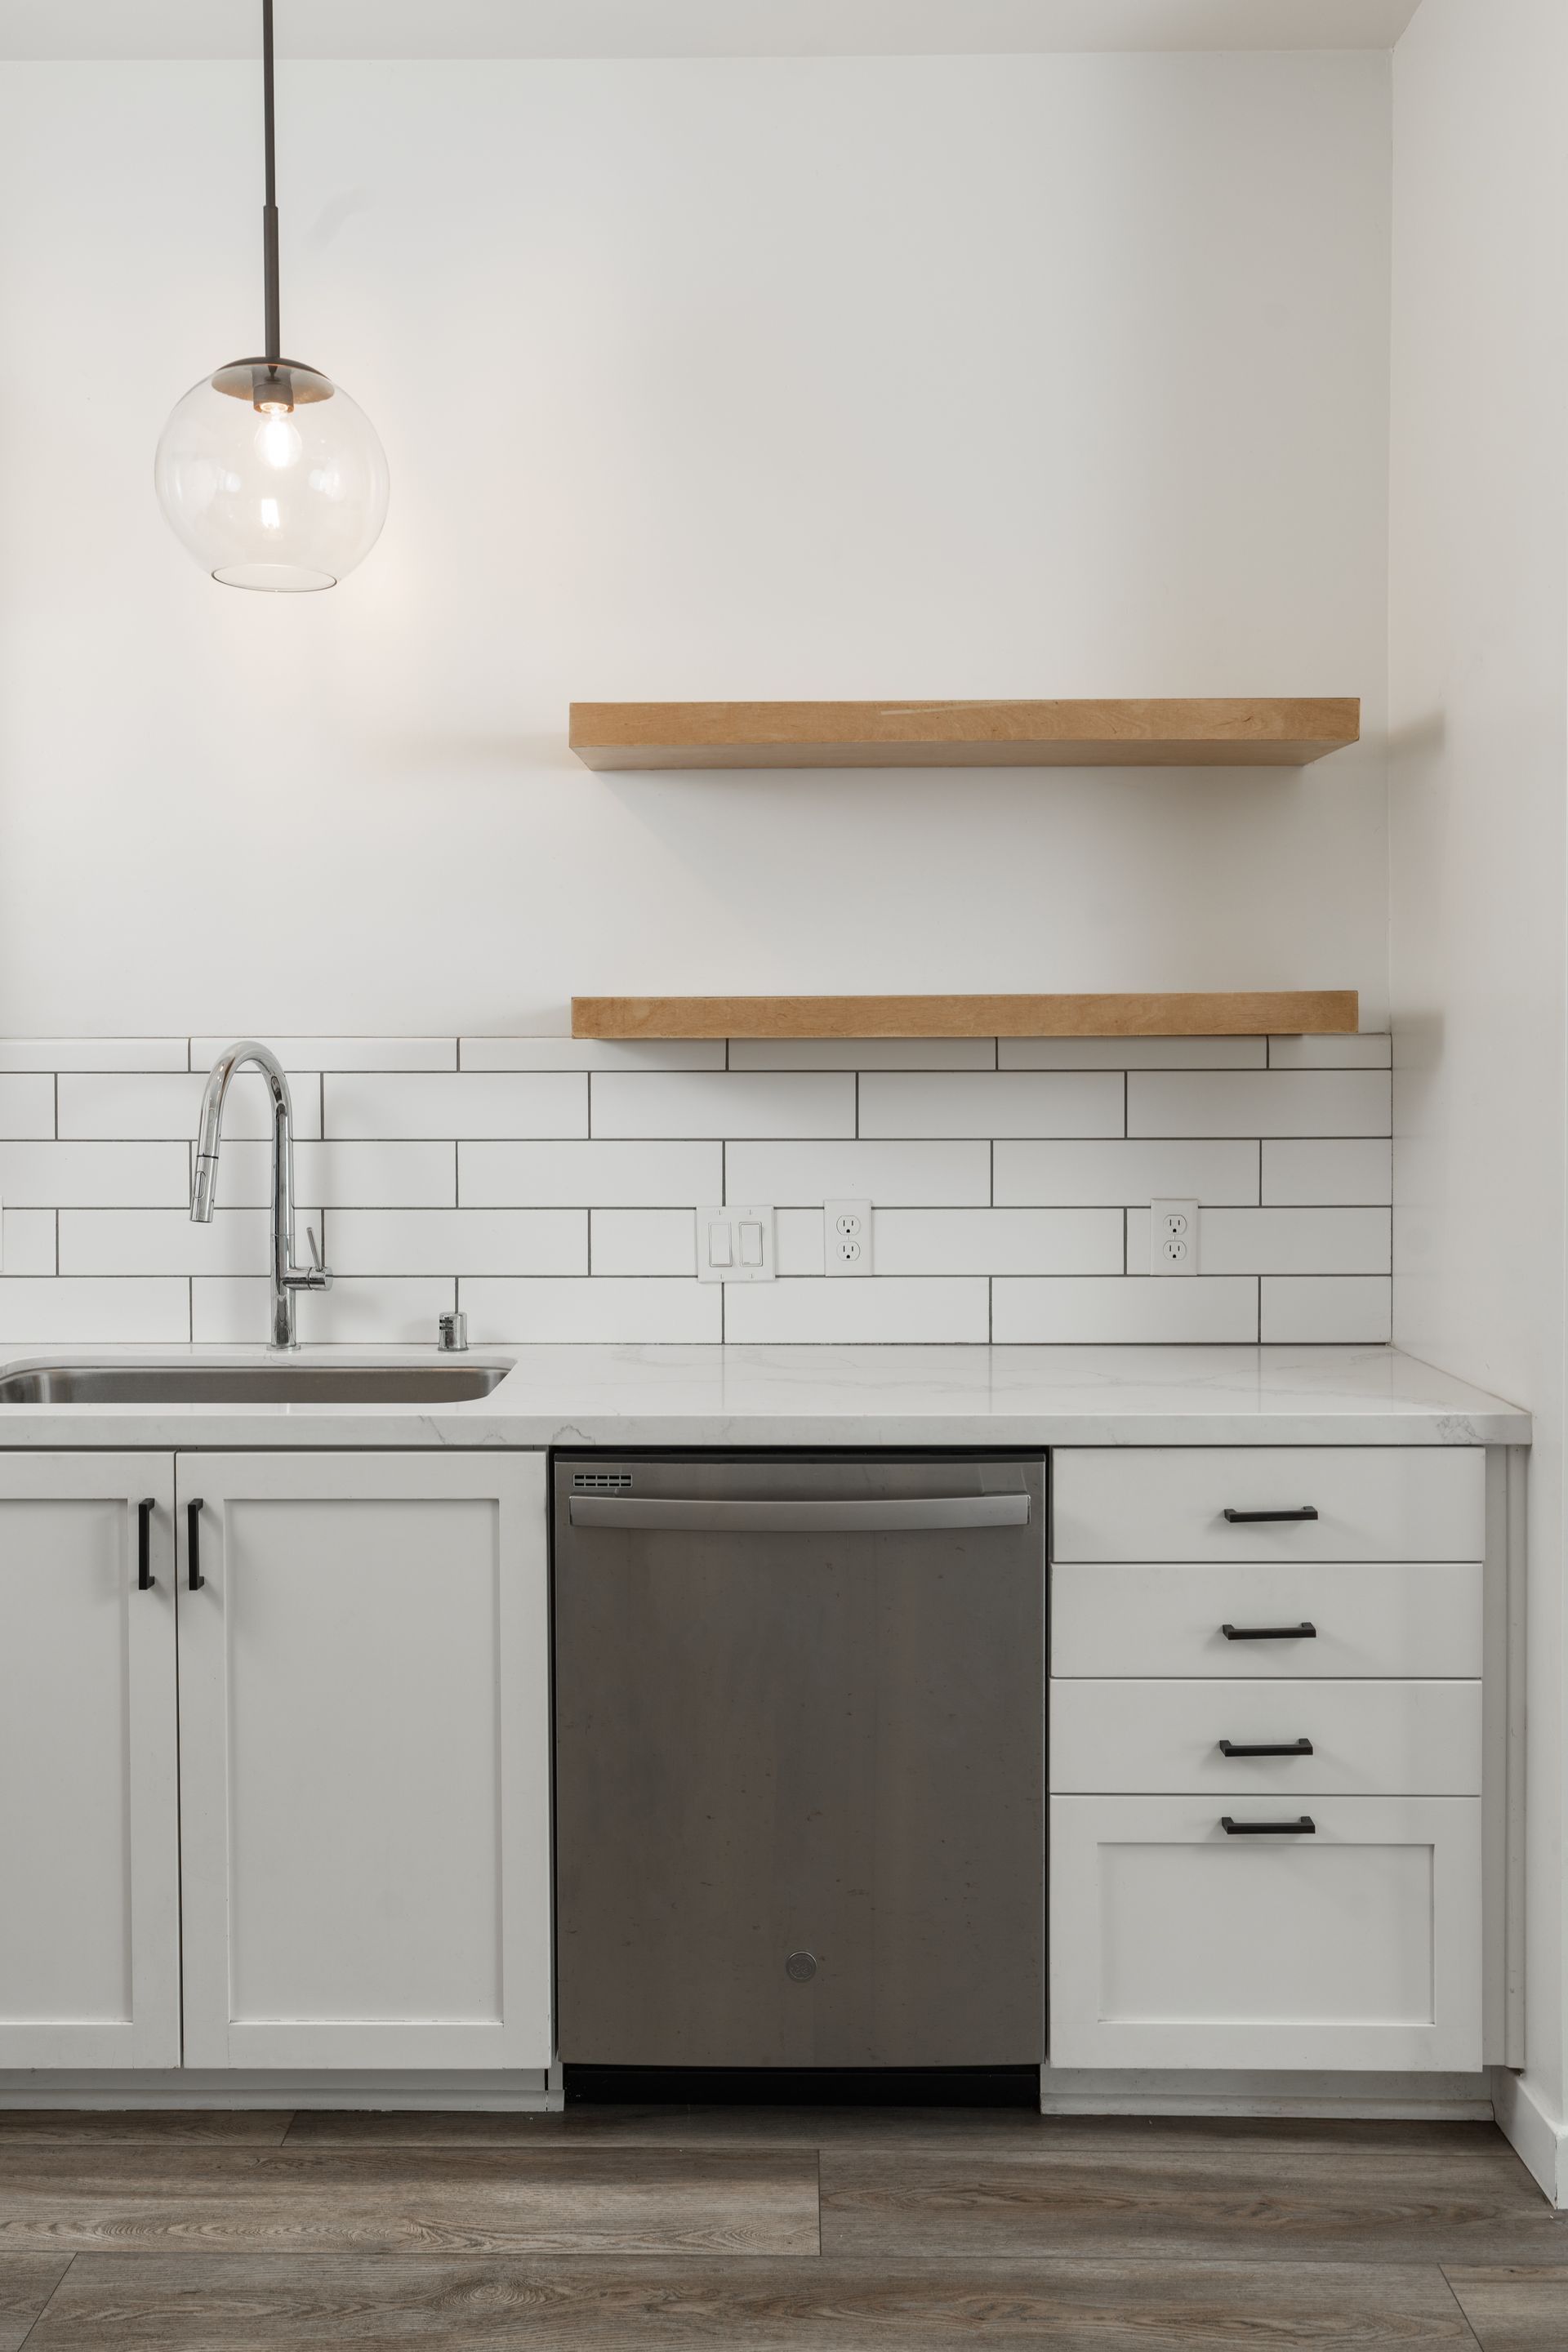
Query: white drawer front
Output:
[[1050, 1678, 1482, 1796], [1051, 1561, 1482, 1679], [1053, 1446, 1485, 1562], [1049, 1793, 1481, 2072]]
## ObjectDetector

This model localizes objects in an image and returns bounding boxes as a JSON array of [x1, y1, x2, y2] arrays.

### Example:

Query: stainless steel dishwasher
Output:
[[553, 1452, 1045, 2070]]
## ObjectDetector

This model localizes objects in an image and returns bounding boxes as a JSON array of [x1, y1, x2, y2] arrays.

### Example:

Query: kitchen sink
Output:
[[0, 1361, 512, 1405]]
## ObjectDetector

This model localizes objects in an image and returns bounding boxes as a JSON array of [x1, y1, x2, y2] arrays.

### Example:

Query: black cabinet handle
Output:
[[1223, 1505, 1318, 1523], [1218, 1737, 1314, 1757], [1222, 1621, 1316, 1641], [187, 1498, 205, 1591], [1221, 1815, 1316, 1835], [136, 1498, 155, 1590]]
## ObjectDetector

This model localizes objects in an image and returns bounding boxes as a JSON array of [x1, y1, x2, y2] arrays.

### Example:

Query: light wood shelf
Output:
[[572, 992, 1360, 1041], [568, 697, 1361, 771]]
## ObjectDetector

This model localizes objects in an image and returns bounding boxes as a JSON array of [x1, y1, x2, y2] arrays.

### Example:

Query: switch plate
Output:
[[1149, 1198, 1199, 1276], [824, 1198, 872, 1277], [697, 1205, 776, 1282]]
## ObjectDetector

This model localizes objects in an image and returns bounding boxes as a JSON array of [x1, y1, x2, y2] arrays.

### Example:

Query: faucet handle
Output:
[[306, 1223, 324, 1273], [295, 1223, 332, 1290]]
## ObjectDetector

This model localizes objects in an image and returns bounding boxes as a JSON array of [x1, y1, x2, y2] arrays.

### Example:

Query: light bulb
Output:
[[154, 359, 389, 592]]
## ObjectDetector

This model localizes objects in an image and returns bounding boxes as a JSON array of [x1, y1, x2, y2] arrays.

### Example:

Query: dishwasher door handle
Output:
[[568, 1493, 1031, 1533]]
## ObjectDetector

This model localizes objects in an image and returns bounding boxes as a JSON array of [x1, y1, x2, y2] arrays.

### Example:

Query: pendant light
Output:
[[154, 0, 389, 591]]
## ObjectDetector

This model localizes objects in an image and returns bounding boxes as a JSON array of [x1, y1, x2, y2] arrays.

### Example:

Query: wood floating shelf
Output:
[[572, 992, 1361, 1042], [568, 697, 1361, 772]]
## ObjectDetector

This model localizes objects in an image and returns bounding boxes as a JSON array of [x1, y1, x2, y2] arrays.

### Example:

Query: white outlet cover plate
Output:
[[824, 1198, 873, 1277], [697, 1204, 777, 1282], [1149, 1198, 1199, 1276]]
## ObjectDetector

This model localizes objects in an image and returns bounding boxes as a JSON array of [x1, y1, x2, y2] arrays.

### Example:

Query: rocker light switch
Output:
[[697, 1205, 777, 1282]]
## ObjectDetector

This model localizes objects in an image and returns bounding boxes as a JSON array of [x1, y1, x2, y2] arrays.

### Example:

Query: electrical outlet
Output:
[[824, 1198, 872, 1277], [697, 1205, 776, 1282], [1149, 1198, 1199, 1276]]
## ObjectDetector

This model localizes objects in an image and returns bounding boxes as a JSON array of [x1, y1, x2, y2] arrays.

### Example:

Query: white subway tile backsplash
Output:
[[1261, 1275, 1392, 1343], [192, 1277, 456, 1345], [0, 1076, 56, 1138], [0, 1040, 188, 1071], [590, 1209, 697, 1276], [461, 1038, 726, 1071], [1267, 1033, 1392, 1069], [1128, 1070, 1391, 1139], [728, 1039, 997, 1069], [59, 1071, 323, 1142], [993, 1276, 1258, 1344], [192, 1036, 457, 1071], [0, 1039, 1409, 1346], [995, 1139, 1258, 1208], [873, 1208, 1123, 1276], [327, 1073, 584, 1139], [0, 1278, 189, 1343], [858, 1072, 1123, 1139], [327, 1209, 586, 1276], [0, 1142, 189, 1207], [999, 1036, 1264, 1069], [1262, 1138, 1392, 1206], [212, 1140, 457, 1210], [591, 1071, 856, 1139], [60, 1209, 284, 1277], [1127, 1205, 1391, 1276], [461, 1277, 721, 1343], [724, 1278, 990, 1345], [461, 1141, 722, 1207], [2, 1210, 56, 1276], [725, 1141, 990, 1207]]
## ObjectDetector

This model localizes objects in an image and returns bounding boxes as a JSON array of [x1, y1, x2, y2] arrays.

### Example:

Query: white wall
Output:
[[0, 53, 1390, 1036], [1389, 0, 1568, 2191]]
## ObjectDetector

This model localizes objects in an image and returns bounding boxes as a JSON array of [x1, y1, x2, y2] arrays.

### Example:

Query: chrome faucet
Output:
[[190, 1040, 332, 1349]]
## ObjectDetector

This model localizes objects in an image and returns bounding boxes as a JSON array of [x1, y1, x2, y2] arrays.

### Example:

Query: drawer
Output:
[[1051, 1561, 1482, 1678], [1049, 1793, 1481, 2072], [1052, 1446, 1485, 1562], [1049, 1678, 1481, 1796]]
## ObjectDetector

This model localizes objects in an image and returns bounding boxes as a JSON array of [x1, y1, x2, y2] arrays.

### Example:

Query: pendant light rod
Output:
[[261, 0, 280, 364]]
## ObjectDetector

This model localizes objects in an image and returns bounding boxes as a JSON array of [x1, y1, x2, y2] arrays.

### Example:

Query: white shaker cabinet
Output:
[[175, 1450, 551, 2070], [0, 1454, 180, 2067]]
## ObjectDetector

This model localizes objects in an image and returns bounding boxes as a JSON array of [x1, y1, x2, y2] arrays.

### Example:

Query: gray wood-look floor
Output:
[[0, 2110, 1561, 2349]]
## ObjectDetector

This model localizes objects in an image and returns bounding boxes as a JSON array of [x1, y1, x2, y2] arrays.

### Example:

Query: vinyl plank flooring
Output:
[[0, 2113, 291, 2145], [0, 2255, 72, 2352], [1444, 2266, 1568, 2350], [0, 2143, 818, 2258], [23, 2252, 1477, 2350], [284, 2105, 1055, 2151], [819, 2120, 1565, 2266]]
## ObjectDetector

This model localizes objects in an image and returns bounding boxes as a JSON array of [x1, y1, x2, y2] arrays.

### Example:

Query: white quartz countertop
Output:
[[0, 1343, 1530, 1448]]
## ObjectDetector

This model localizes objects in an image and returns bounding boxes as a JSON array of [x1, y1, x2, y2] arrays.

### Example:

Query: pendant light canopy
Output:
[[154, 0, 388, 591]]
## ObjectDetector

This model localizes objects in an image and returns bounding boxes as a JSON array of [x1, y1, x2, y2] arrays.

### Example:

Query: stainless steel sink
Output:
[[0, 1361, 511, 1405]]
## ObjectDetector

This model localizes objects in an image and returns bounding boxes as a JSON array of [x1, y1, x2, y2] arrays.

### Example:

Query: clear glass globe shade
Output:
[[154, 360, 389, 591]]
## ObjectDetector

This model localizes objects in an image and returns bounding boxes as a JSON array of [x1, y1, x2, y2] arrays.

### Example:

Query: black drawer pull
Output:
[[1218, 1737, 1313, 1757], [1221, 1815, 1316, 1835], [136, 1498, 155, 1590], [187, 1497, 205, 1591], [1221, 1621, 1316, 1642], [1223, 1505, 1319, 1523]]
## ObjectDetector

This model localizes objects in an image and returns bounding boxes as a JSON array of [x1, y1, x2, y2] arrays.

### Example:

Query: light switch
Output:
[[697, 1205, 777, 1282]]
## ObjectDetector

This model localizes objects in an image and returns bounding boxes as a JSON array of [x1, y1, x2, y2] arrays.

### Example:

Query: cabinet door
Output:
[[1049, 1793, 1481, 2071], [0, 1454, 179, 2066], [176, 1450, 550, 2069]]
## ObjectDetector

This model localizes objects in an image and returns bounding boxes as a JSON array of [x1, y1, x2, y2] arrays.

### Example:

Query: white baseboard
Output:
[[0, 2069, 561, 2112], [1493, 2066, 1568, 2207], [1040, 2065, 1493, 2123]]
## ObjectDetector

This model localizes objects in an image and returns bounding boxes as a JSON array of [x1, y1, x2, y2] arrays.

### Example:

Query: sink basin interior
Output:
[[0, 1361, 511, 1405]]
